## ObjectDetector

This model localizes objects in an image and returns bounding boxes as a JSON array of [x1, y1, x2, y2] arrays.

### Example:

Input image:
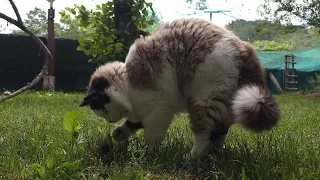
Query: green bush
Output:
[[60, 1, 156, 64], [252, 40, 293, 51]]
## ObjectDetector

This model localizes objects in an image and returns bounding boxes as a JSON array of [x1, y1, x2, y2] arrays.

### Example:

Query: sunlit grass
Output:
[[0, 91, 319, 179]]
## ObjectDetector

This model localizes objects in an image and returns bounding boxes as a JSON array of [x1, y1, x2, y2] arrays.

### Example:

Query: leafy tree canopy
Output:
[[60, 0, 158, 64], [226, 19, 305, 41], [259, 0, 320, 27], [11, 7, 81, 39], [225, 19, 320, 51]]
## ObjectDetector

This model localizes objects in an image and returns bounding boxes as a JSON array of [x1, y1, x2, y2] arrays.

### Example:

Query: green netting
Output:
[[258, 46, 320, 94], [258, 46, 320, 72]]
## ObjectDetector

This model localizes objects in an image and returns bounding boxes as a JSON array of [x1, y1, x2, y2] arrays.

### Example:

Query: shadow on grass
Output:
[[82, 129, 301, 179]]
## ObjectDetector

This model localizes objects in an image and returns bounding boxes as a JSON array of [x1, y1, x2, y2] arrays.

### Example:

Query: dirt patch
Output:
[[302, 92, 320, 100]]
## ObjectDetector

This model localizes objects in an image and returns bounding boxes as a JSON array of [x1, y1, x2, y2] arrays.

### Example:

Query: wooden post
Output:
[[269, 72, 283, 94], [43, 4, 55, 92]]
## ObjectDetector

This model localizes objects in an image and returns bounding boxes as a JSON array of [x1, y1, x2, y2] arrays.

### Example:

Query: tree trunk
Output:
[[113, 0, 139, 50], [43, 7, 55, 92]]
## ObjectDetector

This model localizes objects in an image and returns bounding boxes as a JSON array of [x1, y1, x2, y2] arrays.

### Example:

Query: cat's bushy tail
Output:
[[232, 42, 281, 132]]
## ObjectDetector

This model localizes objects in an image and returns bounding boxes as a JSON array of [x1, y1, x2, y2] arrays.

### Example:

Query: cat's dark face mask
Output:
[[79, 90, 128, 123], [79, 90, 111, 120], [79, 90, 110, 110]]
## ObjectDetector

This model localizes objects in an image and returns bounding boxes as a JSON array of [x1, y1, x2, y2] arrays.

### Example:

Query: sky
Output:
[[0, 0, 265, 33]]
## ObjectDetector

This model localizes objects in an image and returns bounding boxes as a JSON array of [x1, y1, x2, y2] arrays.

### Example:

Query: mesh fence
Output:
[[258, 46, 320, 93], [258, 46, 320, 72]]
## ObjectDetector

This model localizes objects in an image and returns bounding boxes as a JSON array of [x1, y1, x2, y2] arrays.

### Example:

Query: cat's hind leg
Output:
[[142, 106, 174, 151], [187, 97, 232, 157]]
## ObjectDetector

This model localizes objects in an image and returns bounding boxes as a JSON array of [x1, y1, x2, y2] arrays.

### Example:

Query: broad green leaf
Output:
[[142, 9, 148, 17], [106, 37, 114, 43], [80, 5, 86, 11], [70, 9, 76, 15], [76, 45, 84, 51], [115, 48, 124, 54], [59, 11, 66, 17], [106, 1, 114, 7], [65, 7, 73, 12], [63, 112, 84, 133], [84, 49, 92, 56], [78, 35, 85, 44], [145, 2, 153, 7]]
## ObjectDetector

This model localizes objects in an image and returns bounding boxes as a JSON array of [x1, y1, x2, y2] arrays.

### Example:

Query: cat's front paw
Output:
[[190, 140, 214, 157], [111, 126, 131, 142]]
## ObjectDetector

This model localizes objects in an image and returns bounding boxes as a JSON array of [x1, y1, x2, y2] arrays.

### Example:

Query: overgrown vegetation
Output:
[[258, 0, 320, 26], [1, 92, 320, 179], [252, 40, 293, 51], [60, 1, 159, 64], [226, 19, 320, 51]]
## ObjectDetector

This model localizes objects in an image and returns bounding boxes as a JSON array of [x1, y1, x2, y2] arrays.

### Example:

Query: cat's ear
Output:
[[79, 91, 99, 107]]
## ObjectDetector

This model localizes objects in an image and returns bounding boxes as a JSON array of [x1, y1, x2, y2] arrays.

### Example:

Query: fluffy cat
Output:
[[79, 18, 281, 157]]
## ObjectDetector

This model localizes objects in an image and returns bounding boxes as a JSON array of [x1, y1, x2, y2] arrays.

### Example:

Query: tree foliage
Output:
[[11, 7, 81, 39], [226, 19, 304, 41], [60, 0, 157, 64], [186, 0, 208, 11], [252, 40, 293, 51], [144, 12, 163, 33], [259, 0, 320, 26], [12, 7, 47, 36], [226, 19, 320, 51]]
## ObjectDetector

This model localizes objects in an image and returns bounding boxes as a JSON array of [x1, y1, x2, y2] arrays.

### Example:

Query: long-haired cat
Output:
[[79, 18, 281, 156]]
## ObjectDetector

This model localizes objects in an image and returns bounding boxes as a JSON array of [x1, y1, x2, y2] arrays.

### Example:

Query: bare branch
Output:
[[0, 66, 46, 101], [0, 12, 19, 27], [8, 0, 23, 24], [0, 0, 53, 101]]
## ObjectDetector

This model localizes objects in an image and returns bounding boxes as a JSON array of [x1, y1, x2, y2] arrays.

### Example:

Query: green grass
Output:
[[1, 92, 320, 179]]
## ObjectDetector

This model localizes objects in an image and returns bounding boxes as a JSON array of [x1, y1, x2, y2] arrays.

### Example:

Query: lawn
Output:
[[0, 92, 320, 179]]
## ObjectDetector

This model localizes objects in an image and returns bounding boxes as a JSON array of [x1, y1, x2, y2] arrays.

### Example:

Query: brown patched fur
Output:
[[88, 62, 126, 92], [126, 18, 225, 90], [236, 41, 267, 88], [234, 41, 281, 132], [187, 93, 233, 135], [81, 18, 281, 156]]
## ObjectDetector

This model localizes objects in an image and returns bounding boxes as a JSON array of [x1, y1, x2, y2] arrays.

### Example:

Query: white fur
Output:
[[191, 134, 213, 156], [185, 37, 240, 100], [94, 109, 109, 120], [103, 99, 128, 123], [232, 85, 264, 122], [106, 84, 132, 112], [90, 24, 262, 157], [93, 97, 128, 123], [121, 35, 240, 155], [125, 44, 137, 63]]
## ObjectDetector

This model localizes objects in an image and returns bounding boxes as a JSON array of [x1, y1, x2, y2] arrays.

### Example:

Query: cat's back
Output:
[[125, 18, 237, 90]]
